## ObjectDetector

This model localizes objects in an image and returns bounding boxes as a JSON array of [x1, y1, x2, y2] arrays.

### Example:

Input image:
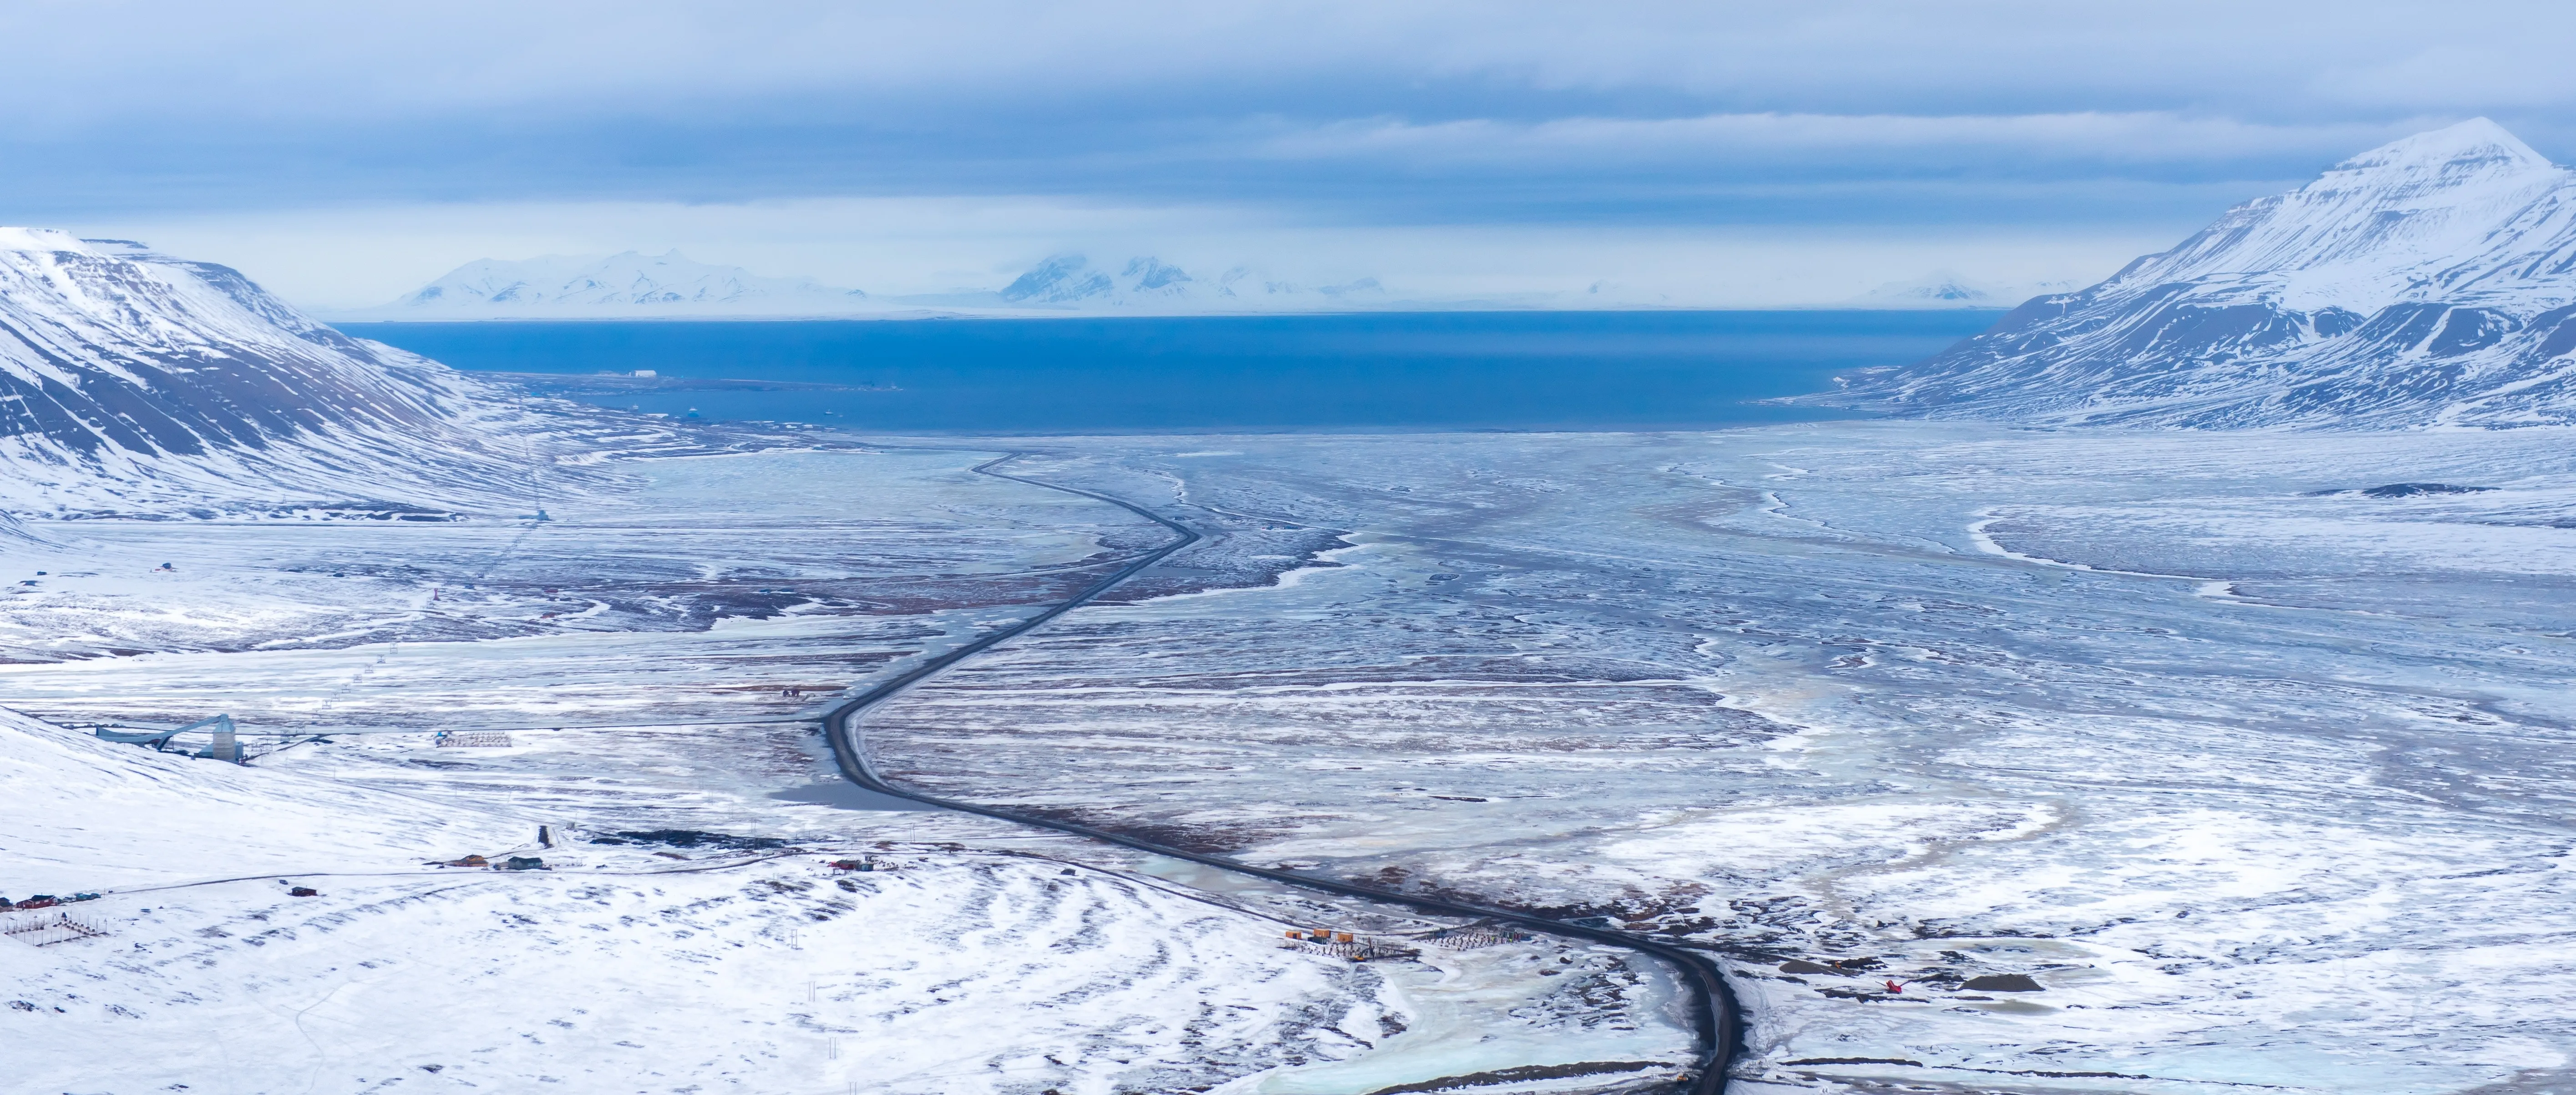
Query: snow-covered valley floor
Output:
[[8, 424, 2574, 1094], [0, 444, 1696, 1095], [851, 426, 2576, 1094]]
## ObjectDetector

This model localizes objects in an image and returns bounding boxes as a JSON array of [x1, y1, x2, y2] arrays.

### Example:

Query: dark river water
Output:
[[344, 310, 1998, 433]]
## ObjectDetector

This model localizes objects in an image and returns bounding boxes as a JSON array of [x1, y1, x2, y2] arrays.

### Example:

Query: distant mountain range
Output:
[[1854, 271, 2077, 309], [1819, 119, 2576, 428], [360, 250, 2113, 320], [354, 251, 1402, 319], [368, 250, 881, 318], [960, 254, 1385, 311]]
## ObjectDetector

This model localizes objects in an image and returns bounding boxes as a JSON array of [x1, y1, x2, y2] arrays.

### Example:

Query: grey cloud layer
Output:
[[6, 0, 2571, 225]]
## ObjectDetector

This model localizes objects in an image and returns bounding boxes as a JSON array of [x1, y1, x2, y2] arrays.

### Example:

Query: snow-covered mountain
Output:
[[1854, 270, 2078, 309], [926, 254, 1385, 312], [0, 229, 612, 513], [1859, 272, 1999, 307], [369, 250, 878, 318], [1824, 119, 2576, 428], [375, 250, 1396, 318]]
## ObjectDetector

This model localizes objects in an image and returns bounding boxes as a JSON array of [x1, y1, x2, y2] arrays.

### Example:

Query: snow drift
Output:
[[0, 706, 521, 893]]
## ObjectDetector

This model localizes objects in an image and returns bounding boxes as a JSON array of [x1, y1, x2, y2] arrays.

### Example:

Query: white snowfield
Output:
[[0, 706, 526, 892], [0, 711, 1402, 1095], [1831, 119, 2576, 427], [858, 428, 2576, 1095], [10, 418, 2575, 1094], [0, 445, 1697, 1095]]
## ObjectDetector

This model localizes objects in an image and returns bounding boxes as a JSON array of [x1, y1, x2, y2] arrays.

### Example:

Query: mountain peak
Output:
[[0, 227, 96, 255], [1824, 121, 2576, 428], [2333, 117, 2550, 175], [2109, 119, 2571, 295]]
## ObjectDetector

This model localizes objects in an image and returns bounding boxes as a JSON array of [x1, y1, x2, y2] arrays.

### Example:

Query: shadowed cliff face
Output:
[[1822, 119, 2576, 428]]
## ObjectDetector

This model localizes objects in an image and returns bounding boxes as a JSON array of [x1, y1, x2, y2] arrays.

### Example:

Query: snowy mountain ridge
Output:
[[0, 230, 627, 513], [369, 250, 880, 318], [1854, 270, 2080, 309], [922, 253, 1387, 312], [1824, 119, 2576, 428], [365, 250, 1392, 317]]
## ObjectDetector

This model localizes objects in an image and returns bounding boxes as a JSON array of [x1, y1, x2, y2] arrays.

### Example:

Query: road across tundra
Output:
[[822, 450, 1742, 1095]]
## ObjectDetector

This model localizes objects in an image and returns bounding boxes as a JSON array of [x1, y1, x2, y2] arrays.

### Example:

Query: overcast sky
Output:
[[9, 1, 2571, 308]]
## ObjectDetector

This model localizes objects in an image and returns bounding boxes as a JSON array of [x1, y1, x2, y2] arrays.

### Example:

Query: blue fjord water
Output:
[[345, 311, 2000, 433]]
